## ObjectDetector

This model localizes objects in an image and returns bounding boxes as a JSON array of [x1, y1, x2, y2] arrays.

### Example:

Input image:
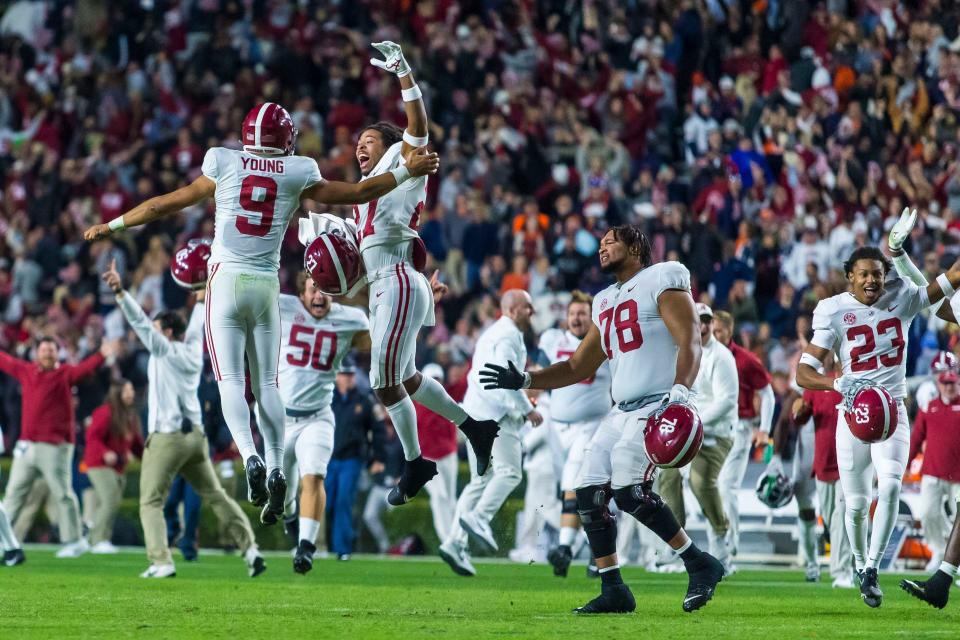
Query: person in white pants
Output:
[[909, 370, 960, 571], [510, 393, 560, 562], [416, 363, 462, 543], [439, 290, 543, 576], [0, 425, 25, 566]]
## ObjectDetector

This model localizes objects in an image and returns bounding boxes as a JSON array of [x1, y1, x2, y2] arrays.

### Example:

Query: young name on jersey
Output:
[[811, 273, 929, 399], [278, 294, 368, 411], [591, 261, 691, 405], [539, 328, 612, 422]]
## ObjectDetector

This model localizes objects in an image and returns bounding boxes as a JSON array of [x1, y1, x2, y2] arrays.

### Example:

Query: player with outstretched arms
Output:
[[481, 225, 725, 614], [84, 99, 439, 526], [538, 291, 614, 578], [350, 41, 500, 507], [796, 235, 960, 608]]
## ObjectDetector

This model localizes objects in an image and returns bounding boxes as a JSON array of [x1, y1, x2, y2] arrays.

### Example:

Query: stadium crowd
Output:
[[0, 0, 959, 560]]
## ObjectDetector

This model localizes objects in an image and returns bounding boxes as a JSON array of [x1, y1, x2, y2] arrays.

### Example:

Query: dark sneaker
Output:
[[293, 540, 316, 575], [900, 571, 950, 609], [573, 584, 636, 614], [245, 456, 268, 507], [387, 457, 438, 506], [548, 545, 572, 578], [260, 469, 287, 525], [683, 553, 724, 612], [459, 418, 500, 476], [3, 548, 25, 566], [859, 568, 883, 608]]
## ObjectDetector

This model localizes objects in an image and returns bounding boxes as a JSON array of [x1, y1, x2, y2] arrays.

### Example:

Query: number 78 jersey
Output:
[[202, 147, 322, 273], [811, 274, 930, 400], [591, 261, 691, 405]]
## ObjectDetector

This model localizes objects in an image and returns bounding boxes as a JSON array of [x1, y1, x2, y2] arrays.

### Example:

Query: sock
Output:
[[410, 375, 468, 425], [799, 518, 817, 568], [386, 396, 421, 460], [845, 496, 869, 571], [559, 526, 577, 547], [255, 385, 286, 472], [866, 477, 901, 570], [217, 379, 258, 461], [940, 562, 958, 578], [678, 541, 704, 565], [300, 517, 321, 546], [598, 564, 623, 585], [0, 504, 19, 550]]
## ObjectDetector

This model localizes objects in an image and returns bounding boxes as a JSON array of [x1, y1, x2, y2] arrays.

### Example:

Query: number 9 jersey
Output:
[[202, 147, 322, 273], [591, 261, 691, 405], [811, 273, 930, 399]]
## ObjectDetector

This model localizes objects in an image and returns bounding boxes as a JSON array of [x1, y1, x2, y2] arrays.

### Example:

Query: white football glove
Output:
[[370, 41, 411, 78], [888, 206, 917, 252], [662, 383, 691, 405], [764, 454, 784, 478], [298, 211, 359, 252]]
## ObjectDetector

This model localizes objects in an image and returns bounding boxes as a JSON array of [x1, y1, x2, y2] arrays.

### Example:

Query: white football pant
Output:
[[281, 408, 335, 517]]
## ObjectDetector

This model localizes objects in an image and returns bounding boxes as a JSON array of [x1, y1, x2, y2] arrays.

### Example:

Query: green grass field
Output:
[[1, 550, 957, 639]]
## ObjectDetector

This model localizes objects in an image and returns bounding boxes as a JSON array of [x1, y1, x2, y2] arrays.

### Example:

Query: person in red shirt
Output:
[[792, 359, 853, 589], [0, 336, 116, 558], [82, 379, 144, 554], [908, 371, 960, 571], [416, 363, 463, 542]]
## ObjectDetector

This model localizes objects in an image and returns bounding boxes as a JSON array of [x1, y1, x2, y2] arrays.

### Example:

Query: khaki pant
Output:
[[140, 429, 257, 565], [13, 478, 55, 541], [817, 479, 852, 580], [86, 467, 125, 545], [3, 441, 82, 543], [660, 437, 733, 536]]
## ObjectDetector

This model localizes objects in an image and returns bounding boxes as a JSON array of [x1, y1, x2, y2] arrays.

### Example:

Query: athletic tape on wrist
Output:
[[937, 273, 956, 298], [799, 352, 823, 369], [108, 216, 125, 232], [522, 372, 532, 389], [401, 85, 422, 102], [402, 130, 429, 147], [390, 165, 411, 184]]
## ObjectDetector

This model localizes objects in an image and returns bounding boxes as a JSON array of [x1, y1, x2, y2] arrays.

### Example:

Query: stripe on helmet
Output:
[[667, 405, 700, 467], [319, 233, 347, 294], [254, 102, 274, 148], [877, 387, 891, 440]]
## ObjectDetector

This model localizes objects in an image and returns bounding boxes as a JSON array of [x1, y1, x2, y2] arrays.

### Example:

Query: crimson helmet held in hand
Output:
[[304, 231, 361, 296], [843, 382, 898, 443], [643, 401, 703, 469], [931, 350, 959, 373], [241, 102, 296, 156], [170, 238, 212, 290]]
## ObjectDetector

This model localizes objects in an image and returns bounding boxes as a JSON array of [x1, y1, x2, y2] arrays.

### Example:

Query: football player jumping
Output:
[[351, 41, 500, 506], [482, 225, 725, 614], [84, 101, 439, 526], [797, 225, 960, 607]]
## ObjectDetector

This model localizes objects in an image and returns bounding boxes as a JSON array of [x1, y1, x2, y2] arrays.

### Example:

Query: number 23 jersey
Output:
[[202, 148, 322, 273], [811, 273, 929, 400], [591, 261, 691, 405], [277, 295, 369, 412]]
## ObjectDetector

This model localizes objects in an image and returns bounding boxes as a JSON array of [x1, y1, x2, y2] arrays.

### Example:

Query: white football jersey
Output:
[[592, 261, 691, 405], [277, 295, 368, 411], [811, 273, 929, 399], [202, 148, 322, 273], [915, 378, 938, 412], [353, 142, 427, 271], [539, 328, 612, 422]]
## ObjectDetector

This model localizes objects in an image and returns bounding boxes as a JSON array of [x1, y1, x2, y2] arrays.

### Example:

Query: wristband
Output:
[[937, 273, 956, 298], [401, 85, 422, 102], [108, 216, 125, 232], [390, 165, 411, 184], [521, 372, 532, 389], [799, 352, 823, 369], [402, 130, 429, 147]]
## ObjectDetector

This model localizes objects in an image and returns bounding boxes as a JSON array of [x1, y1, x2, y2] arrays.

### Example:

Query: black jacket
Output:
[[331, 386, 385, 463]]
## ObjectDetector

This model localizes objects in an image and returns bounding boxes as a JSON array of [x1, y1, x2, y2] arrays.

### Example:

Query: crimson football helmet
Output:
[[304, 231, 361, 296], [170, 238, 212, 290], [843, 381, 898, 443], [241, 102, 296, 156], [644, 401, 703, 469], [931, 350, 959, 373]]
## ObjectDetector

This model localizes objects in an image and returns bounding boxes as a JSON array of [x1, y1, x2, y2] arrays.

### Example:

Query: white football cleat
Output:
[[439, 540, 476, 577], [245, 547, 267, 578], [55, 538, 90, 558], [805, 564, 822, 583], [459, 512, 498, 553], [90, 541, 119, 555], [832, 574, 855, 589], [140, 563, 176, 578]]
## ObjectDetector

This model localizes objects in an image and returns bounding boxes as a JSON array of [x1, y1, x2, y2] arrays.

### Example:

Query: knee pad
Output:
[[575, 484, 617, 557], [562, 496, 578, 516], [798, 508, 816, 522], [613, 482, 681, 544], [846, 494, 870, 517], [876, 476, 902, 504]]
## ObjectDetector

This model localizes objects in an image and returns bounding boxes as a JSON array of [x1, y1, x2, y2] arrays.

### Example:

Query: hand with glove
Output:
[[764, 454, 784, 479], [479, 361, 530, 390], [370, 41, 411, 78], [888, 207, 917, 253], [661, 383, 691, 405]]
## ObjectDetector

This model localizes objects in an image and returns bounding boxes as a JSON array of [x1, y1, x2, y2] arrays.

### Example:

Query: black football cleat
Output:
[[459, 418, 500, 476], [387, 456, 438, 506], [293, 540, 316, 575], [573, 584, 636, 614], [245, 456, 268, 507], [900, 571, 951, 609], [283, 515, 300, 546], [858, 568, 883, 608], [683, 553, 724, 612], [548, 545, 572, 578], [260, 469, 287, 525], [4, 548, 25, 566]]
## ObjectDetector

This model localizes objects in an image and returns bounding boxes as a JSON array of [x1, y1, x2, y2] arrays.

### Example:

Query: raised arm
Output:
[[0, 349, 28, 380], [369, 41, 428, 156], [300, 147, 438, 205], [103, 259, 171, 357], [84, 176, 215, 241]]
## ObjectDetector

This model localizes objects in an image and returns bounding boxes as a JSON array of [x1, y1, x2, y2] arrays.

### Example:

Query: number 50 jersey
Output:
[[811, 273, 930, 400], [202, 147, 322, 273], [277, 294, 369, 412], [591, 261, 691, 405]]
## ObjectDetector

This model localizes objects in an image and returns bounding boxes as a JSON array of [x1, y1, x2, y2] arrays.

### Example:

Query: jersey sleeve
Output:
[[538, 329, 561, 359], [893, 275, 930, 317], [810, 300, 837, 350], [341, 305, 370, 332], [201, 148, 220, 181], [391, 142, 425, 192], [301, 157, 322, 191], [655, 262, 691, 299]]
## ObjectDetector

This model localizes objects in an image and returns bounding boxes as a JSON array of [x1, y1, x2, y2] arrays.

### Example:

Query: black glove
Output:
[[479, 361, 526, 390]]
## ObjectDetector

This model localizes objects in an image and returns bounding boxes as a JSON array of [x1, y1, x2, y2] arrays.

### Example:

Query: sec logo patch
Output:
[[843, 312, 856, 325], [599, 298, 609, 311]]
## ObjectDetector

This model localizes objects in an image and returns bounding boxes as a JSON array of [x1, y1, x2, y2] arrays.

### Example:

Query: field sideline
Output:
[[2, 549, 957, 639]]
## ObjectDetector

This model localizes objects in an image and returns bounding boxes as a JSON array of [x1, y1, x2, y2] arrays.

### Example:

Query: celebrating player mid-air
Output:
[[84, 96, 439, 526], [350, 41, 500, 506], [481, 225, 725, 614], [796, 235, 960, 608]]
